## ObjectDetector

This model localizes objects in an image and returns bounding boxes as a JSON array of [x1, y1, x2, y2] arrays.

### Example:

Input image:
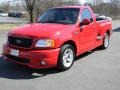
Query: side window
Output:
[[81, 9, 93, 22]]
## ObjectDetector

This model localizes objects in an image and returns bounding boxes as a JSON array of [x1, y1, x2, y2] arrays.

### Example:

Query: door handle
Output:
[[80, 27, 83, 32], [80, 26, 85, 32]]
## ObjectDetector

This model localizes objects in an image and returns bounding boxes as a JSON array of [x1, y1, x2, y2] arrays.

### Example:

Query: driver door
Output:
[[79, 8, 97, 51]]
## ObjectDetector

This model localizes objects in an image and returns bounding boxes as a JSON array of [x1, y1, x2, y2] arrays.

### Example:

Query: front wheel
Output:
[[57, 44, 75, 71], [101, 33, 109, 49]]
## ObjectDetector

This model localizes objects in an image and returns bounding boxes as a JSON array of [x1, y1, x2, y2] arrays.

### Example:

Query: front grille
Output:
[[6, 54, 30, 63], [8, 36, 33, 48]]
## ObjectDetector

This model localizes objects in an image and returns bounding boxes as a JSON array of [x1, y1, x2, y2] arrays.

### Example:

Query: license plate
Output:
[[10, 49, 19, 56]]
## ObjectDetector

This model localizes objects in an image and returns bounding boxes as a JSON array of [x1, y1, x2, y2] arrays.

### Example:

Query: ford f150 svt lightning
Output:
[[2, 6, 112, 71]]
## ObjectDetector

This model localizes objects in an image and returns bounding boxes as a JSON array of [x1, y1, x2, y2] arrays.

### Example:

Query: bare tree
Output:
[[0, 2, 11, 12], [23, 0, 78, 22], [24, 0, 35, 23], [34, 0, 77, 15], [110, 0, 120, 15], [89, 0, 120, 19]]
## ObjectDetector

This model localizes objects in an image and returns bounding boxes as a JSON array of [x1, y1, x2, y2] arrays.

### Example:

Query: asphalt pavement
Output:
[[0, 20, 120, 90]]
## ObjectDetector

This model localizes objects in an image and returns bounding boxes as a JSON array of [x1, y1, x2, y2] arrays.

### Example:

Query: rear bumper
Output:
[[2, 44, 60, 69]]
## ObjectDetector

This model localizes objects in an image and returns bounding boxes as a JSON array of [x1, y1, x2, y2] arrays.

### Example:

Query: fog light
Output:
[[41, 61, 46, 65]]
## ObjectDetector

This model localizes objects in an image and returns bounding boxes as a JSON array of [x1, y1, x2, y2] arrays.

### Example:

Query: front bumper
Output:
[[2, 44, 60, 69]]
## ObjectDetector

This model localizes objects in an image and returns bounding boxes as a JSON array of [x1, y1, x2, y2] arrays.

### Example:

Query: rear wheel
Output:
[[57, 44, 75, 71], [101, 33, 109, 49]]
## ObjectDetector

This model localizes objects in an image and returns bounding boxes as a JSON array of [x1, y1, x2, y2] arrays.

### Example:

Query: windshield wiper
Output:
[[37, 20, 70, 25]]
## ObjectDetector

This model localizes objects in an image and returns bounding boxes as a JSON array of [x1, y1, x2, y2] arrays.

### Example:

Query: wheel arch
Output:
[[60, 40, 77, 56], [106, 30, 111, 36]]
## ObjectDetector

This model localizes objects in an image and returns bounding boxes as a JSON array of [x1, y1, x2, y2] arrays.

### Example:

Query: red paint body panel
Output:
[[3, 6, 112, 69], [3, 44, 60, 69]]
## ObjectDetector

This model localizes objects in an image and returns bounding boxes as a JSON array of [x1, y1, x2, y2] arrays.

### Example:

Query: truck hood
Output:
[[9, 23, 74, 38]]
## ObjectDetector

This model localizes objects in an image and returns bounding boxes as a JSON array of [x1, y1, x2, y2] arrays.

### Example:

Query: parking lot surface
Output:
[[0, 20, 120, 90], [0, 17, 28, 24]]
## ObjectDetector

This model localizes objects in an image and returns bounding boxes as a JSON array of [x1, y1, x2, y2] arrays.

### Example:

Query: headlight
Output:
[[35, 39, 55, 47]]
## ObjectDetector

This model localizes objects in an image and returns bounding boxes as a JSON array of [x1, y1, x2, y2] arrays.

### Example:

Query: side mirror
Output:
[[80, 18, 90, 26]]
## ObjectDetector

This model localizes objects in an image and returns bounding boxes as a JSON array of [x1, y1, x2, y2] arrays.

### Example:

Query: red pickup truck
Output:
[[3, 6, 112, 71]]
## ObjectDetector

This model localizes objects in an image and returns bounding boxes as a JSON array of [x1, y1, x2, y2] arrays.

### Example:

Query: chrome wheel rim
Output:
[[104, 34, 109, 48], [63, 48, 74, 68]]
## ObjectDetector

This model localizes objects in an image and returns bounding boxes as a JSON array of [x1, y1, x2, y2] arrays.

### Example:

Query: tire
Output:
[[101, 33, 109, 49], [57, 44, 75, 71]]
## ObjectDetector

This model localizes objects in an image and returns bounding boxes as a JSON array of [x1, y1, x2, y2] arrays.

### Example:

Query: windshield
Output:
[[37, 8, 80, 24]]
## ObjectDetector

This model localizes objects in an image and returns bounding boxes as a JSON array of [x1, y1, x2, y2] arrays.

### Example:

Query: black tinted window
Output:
[[81, 9, 93, 22], [37, 8, 80, 24]]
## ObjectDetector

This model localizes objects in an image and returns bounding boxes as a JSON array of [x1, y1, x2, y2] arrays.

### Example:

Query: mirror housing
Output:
[[80, 18, 90, 26]]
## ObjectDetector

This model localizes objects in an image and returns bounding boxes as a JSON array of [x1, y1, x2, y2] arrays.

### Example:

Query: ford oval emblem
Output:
[[16, 40, 22, 44]]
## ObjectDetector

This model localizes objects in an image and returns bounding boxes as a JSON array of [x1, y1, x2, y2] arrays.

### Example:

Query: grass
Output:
[[0, 24, 22, 31]]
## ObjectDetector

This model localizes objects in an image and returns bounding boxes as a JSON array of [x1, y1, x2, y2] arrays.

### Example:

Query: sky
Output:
[[0, 0, 88, 5], [0, 0, 9, 4], [0, 0, 18, 3], [78, 0, 88, 5], [0, 0, 8, 3], [0, 0, 110, 5]]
